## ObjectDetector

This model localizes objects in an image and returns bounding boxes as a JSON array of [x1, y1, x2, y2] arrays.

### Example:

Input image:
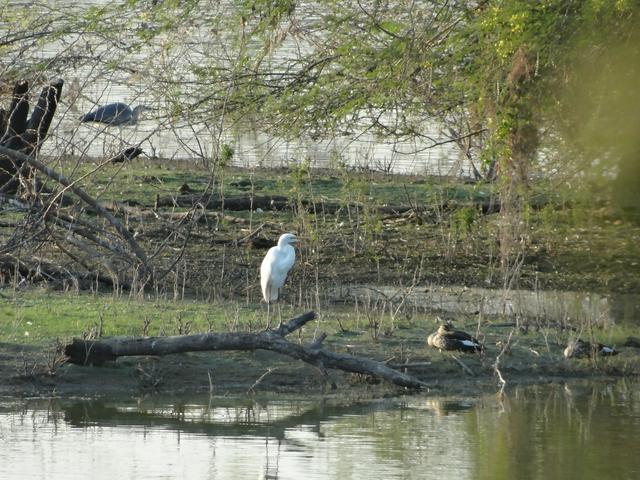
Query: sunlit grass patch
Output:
[[0, 289, 244, 344]]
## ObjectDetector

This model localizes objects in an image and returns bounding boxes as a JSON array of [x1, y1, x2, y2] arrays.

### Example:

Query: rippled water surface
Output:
[[6, 0, 465, 176], [1, 380, 639, 479]]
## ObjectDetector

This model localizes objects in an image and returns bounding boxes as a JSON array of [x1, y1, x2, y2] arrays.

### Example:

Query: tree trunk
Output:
[[498, 47, 538, 287], [0, 79, 63, 194]]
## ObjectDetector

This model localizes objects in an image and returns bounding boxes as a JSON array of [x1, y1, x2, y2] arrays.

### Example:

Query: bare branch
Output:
[[64, 311, 428, 389], [0, 145, 151, 279]]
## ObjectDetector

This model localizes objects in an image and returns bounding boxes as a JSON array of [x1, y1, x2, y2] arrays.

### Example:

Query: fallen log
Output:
[[64, 311, 427, 389], [119, 192, 541, 219], [154, 193, 290, 211], [99, 200, 253, 225], [152, 193, 413, 216]]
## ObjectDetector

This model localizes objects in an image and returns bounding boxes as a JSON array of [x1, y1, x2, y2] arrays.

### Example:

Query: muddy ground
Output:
[[2, 316, 639, 400], [1, 163, 640, 400]]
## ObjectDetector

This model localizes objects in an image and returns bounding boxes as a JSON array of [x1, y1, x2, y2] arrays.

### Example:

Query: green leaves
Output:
[[220, 144, 235, 168], [6, 0, 637, 192]]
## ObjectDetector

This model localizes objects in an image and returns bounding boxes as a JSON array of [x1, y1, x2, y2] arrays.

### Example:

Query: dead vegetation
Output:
[[2, 306, 639, 399], [1, 79, 639, 398]]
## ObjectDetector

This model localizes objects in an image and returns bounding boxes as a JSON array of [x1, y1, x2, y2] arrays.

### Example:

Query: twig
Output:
[[451, 354, 474, 375], [208, 370, 214, 394], [247, 367, 279, 395], [494, 330, 514, 397], [235, 223, 266, 246], [386, 361, 432, 369]]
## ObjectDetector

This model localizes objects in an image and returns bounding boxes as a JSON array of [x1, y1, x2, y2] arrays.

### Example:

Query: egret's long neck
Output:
[[278, 238, 290, 248]]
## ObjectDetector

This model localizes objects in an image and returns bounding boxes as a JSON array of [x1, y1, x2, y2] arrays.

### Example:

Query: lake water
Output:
[[5, 0, 468, 176], [1, 380, 639, 479]]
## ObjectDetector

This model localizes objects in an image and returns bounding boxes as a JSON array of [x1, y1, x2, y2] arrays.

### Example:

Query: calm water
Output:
[[1, 380, 639, 479], [5, 0, 465, 176]]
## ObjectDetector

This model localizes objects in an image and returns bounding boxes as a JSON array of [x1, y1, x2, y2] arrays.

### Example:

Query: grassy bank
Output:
[[30, 157, 640, 299], [1, 289, 638, 398], [1, 158, 639, 397]]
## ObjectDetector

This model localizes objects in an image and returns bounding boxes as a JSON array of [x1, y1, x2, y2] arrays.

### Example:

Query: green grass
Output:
[[1, 289, 632, 350], [55, 157, 497, 207], [0, 289, 401, 344], [0, 290, 236, 344], [0, 289, 420, 347]]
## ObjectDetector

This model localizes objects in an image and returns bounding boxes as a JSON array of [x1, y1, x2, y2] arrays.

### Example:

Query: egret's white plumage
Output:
[[260, 233, 298, 327]]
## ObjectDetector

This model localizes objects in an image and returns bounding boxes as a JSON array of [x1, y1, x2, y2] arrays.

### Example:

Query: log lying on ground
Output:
[[153, 193, 414, 216], [151, 191, 551, 218], [64, 311, 427, 389]]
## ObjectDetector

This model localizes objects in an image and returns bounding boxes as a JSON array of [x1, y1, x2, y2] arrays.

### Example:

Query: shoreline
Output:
[[2, 331, 638, 400]]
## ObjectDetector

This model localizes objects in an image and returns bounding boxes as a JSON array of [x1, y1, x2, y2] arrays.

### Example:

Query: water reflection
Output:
[[1, 380, 639, 479]]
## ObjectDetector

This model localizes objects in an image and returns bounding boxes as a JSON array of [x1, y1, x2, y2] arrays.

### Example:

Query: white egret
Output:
[[260, 233, 298, 329]]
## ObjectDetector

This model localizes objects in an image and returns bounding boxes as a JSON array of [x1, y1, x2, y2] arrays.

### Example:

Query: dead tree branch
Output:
[[64, 311, 427, 389], [0, 79, 152, 287], [493, 329, 514, 397], [0, 145, 152, 280]]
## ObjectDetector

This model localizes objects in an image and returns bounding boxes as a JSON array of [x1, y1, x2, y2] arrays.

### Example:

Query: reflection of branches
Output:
[[59, 396, 402, 441]]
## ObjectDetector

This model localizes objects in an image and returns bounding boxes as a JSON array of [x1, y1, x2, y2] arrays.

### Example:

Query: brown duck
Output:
[[427, 324, 483, 353]]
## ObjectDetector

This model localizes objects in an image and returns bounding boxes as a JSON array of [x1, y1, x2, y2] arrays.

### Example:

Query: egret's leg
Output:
[[266, 301, 271, 330], [277, 303, 283, 330]]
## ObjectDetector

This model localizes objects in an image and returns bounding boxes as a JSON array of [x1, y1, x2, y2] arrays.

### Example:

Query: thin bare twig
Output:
[[451, 353, 474, 375], [494, 330, 514, 397], [247, 367, 280, 395]]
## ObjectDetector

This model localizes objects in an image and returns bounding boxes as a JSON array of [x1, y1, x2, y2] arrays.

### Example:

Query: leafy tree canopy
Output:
[[1, 0, 638, 183]]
